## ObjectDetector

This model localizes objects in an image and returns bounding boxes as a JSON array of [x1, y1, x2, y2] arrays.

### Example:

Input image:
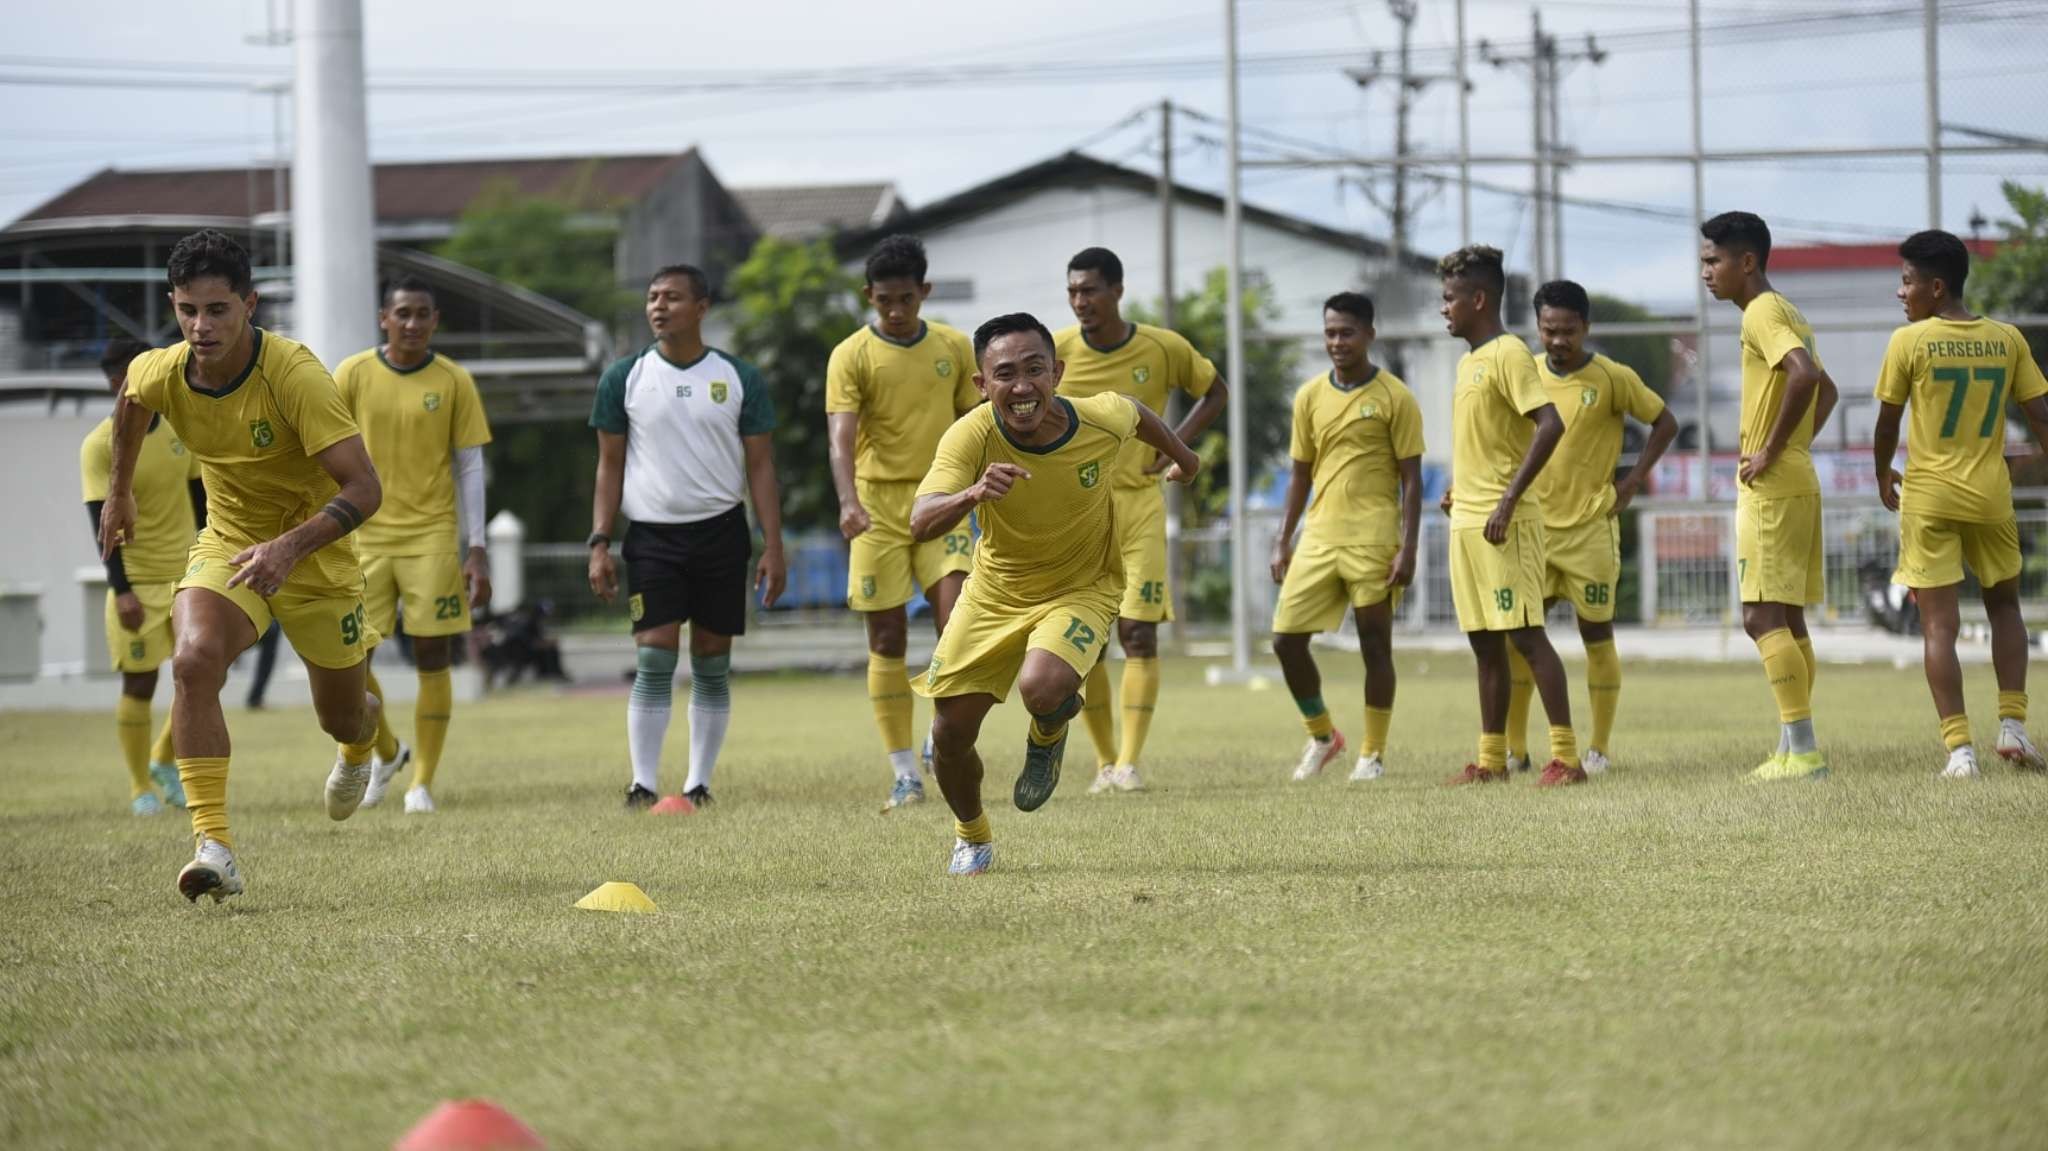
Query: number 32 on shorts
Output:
[[1063, 616, 1098, 653]]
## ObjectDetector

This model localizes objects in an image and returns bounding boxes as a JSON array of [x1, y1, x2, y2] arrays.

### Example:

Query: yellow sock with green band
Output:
[[867, 654, 914, 756], [149, 714, 176, 766], [178, 757, 231, 849], [1584, 640, 1620, 754], [1363, 706, 1392, 757], [364, 666, 401, 762], [1939, 713, 1972, 751], [1505, 644, 1534, 759], [1296, 695, 1334, 740], [1118, 657, 1160, 767], [413, 668, 452, 788], [115, 696, 153, 798], [955, 811, 992, 845]]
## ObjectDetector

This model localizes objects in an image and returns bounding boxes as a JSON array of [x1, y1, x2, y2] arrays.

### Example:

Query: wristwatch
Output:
[[586, 531, 611, 549]]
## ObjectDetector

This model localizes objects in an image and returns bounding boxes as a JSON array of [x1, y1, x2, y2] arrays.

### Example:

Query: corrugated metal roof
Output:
[[732, 183, 902, 239]]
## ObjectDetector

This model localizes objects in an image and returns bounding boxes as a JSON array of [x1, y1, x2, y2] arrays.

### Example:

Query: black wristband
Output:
[[587, 531, 611, 549]]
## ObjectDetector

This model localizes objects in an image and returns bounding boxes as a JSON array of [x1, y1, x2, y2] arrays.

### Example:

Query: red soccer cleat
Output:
[[1443, 763, 1506, 787], [1535, 760, 1589, 788]]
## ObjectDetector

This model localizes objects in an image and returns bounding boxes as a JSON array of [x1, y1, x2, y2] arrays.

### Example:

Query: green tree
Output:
[[727, 235, 865, 530], [1973, 181, 2048, 322], [1587, 293, 1674, 395]]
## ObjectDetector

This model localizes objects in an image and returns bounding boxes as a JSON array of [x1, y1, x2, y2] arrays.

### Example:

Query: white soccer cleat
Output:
[[403, 785, 436, 814], [1941, 746, 1980, 780], [361, 742, 411, 808], [1107, 764, 1144, 792], [1348, 752, 1385, 782], [1582, 749, 1611, 776], [1291, 730, 1346, 781], [1506, 752, 1532, 774], [1086, 766, 1118, 795], [1996, 721, 2045, 772], [325, 756, 372, 821], [177, 836, 244, 903]]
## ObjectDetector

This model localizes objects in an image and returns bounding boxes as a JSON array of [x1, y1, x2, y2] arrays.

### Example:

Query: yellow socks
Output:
[[1363, 706, 1392, 757], [115, 696, 153, 798], [1585, 639, 1620, 754], [364, 666, 401, 762], [1505, 645, 1534, 759], [414, 668, 452, 789], [1119, 657, 1160, 767], [955, 811, 992, 844], [1478, 732, 1507, 774], [1999, 691, 2027, 722], [1549, 725, 1579, 769], [1797, 637, 1816, 694], [149, 714, 175, 766], [1081, 660, 1117, 767], [178, 756, 231, 849], [1756, 628, 1812, 724], [867, 654, 914, 756], [1939, 713, 1971, 751], [339, 691, 380, 768], [1296, 695, 1335, 740]]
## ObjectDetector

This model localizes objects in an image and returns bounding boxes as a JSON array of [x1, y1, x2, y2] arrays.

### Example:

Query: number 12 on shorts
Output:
[[1063, 617, 1098, 653]]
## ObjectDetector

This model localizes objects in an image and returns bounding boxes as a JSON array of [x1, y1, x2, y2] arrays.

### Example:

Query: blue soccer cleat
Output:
[[149, 762, 185, 808], [883, 774, 925, 812]]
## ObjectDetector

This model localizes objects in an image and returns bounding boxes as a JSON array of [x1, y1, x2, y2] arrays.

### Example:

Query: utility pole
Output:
[[1482, 12, 1604, 284], [1158, 99, 1176, 329]]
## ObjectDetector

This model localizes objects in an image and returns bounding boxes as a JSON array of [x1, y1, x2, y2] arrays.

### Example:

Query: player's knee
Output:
[[170, 644, 227, 696], [1358, 626, 1393, 667], [1740, 606, 1778, 640], [1579, 619, 1614, 646], [313, 692, 370, 743], [1272, 632, 1308, 661], [865, 609, 908, 658], [1506, 627, 1550, 659], [1118, 620, 1158, 658], [412, 636, 452, 671], [1017, 670, 1075, 717], [120, 669, 159, 700], [931, 708, 978, 758]]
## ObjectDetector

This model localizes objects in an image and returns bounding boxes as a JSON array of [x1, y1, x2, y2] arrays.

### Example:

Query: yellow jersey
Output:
[[824, 321, 980, 482], [334, 348, 493, 555], [80, 412, 200, 583], [126, 328, 364, 592], [1737, 291, 1822, 498], [1288, 367, 1423, 547], [1533, 352, 1666, 530], [1875, 316, 2048, 523], [1450, 334, 1550, 528], [919, 392, 1140, 606], [1053, 322, 1216, 489]]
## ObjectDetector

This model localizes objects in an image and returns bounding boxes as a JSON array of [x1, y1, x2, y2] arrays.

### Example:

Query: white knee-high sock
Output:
[[686, 652, 731, 792], [628, 646, 678, 792]]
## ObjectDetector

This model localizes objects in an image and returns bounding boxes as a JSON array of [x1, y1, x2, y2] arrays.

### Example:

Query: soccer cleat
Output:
[[1014, 696, 1081, 812], [1291, 731, 1347, 781], [1506, 752, 1532, 774], [1444, 763, 1507, 786], [883, 774, 925, 811], [177, 836, 243, 904], [948, 837, 994, 876], [1108, 764, 1144, 792], [360, 742, 411, 809], [623, 784, 659, 811], [131, 792, 163, 817], [1750, 750, 1828, 782], [324, 756, 371, 821], [1536, 759, 1589, 788], [1582, 749, 1611, 776], [684, 785, 714, 808], [403, 785, 436, 813], [1348, 753, 1385, 782], [1996, 723, 2045, 772], [149, 762, 186, 807], [1086, 766, 1118, 795], [1940, 746, 1980, 780]]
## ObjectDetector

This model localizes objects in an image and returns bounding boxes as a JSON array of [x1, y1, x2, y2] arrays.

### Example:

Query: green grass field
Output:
[[4, 653, 2047, 1150]]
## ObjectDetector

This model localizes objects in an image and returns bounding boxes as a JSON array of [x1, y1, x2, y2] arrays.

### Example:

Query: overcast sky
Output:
[[5, 0, 2045, 312]]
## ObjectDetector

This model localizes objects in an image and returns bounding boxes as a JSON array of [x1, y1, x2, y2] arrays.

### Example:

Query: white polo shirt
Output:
[[590, 343, 776, 525]]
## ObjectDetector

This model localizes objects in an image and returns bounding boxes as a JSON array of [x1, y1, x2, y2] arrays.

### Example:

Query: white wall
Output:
[[0, 402, 115, 673]]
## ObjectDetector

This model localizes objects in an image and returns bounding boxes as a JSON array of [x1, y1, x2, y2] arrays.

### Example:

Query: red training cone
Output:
[[393, 1099, 546, 1151], [650, 795, 696, 815]]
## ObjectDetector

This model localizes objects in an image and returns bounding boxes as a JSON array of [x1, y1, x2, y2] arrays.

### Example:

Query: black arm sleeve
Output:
[[189, 478, 208, 531], [84, 501, 132, 595]]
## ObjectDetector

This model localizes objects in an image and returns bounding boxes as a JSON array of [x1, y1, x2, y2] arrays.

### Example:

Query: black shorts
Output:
[[622, 505, 752, 636]]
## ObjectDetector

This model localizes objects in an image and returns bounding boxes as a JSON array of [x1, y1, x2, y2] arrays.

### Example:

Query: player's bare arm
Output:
[[1390, 455, 1423, 586], [96, 390, 154, 561], [911, 463, 1030, 542], [1130, 399, 1201, 484], [1487, 404, 1564, 545], [1811, 368, 1840, 438], [1873, 400, 1907, 512], [1740, 347, 1821, 485], [587, 429, 626, 602], [2020, 395, 2048, 455], [1614, 408, 1680, 515], [827, 411, 869, 540], [1270, 458, 1314, 583], [743, 432, 787, 609], [1148, 375, 1229, 474], [226, 435, 381, 598]]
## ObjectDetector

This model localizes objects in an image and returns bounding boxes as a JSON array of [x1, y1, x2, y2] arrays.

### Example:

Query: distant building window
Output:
[[928, 278, 974, 302]]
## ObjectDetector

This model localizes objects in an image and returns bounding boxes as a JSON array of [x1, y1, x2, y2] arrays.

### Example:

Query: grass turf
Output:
[[2, 653, 2045, 1149]]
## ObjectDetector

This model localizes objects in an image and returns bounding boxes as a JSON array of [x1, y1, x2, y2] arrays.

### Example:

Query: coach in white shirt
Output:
[[588, 263, 787, 811]]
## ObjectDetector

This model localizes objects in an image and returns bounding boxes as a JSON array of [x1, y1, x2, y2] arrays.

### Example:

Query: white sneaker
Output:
[[361, 742, 411, 808], [1506, 752, 1532, 774], [177, 836, 244, 903], [1086, 766, 1118, 795], [325, 756, 371, 821], [1108, 764, 1144, 792], [1348, 753, 1385, 782], [1292, 730, 1346, 781], [403, 785, 436, 814], [1996, 721, 2046, 772], [1582, 749, 1611, 776], [1941, 746, 1981, 780]]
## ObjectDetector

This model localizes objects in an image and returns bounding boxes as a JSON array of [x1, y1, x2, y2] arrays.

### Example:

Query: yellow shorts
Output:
[[363, 550, 472, 638], [915, 576, 1118, 701], [847, 479, 974, 611], [1449, 520, 1547, 632], [1271, 539, 1398, 634], [1542, 517, 1622, 623], [1894, 512, 2021, 589], [106, 581, 176, 673], [178, 533, 378, 670], [1736, 492, 1823, 606], [1113, 483, 1172, 622]]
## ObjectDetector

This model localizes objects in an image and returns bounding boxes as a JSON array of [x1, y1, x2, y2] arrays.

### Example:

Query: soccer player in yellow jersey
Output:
[[1501, 280, 1678, 776], [1270, 293, 1422, 783], [336, 277, 494, 815], [81, 337, 204, 816], [1054, 247, 1228, 794], [913, 313, 1199, 875], [1436, 245, 1582, 787], [1873, 229, 2048, 778], [98, 230, 386, 903], [1700, 212, 1842, 782], [826, 236, 980, 811]]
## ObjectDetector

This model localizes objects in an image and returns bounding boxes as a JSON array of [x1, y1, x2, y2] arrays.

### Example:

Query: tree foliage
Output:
[[1587, 293, 1675, 395], [1972, 181, 2048, 325]]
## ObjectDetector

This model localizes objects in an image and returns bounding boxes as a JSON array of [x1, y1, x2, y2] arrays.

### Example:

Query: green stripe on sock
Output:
[[631, 646, 679, 707]]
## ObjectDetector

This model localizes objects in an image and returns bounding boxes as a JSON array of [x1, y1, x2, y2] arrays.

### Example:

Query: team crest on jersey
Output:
[[710, 380, 728, 404], [1078, 460, 1100, 488], [628, 593, 645, 622], [1579, 386, 1599, 408], [860, 575, 876, 599], [129, 641, 145, 661], [935, 359, 954, 378], [170, 441, 185, 455], [249, 419, 274, 449], [926, 656, 943, 685], [423, 392, 442, 412], [1132, 366, 1151, 385], [676, 383, 693, 398], [1471, 365, 1488, 385], [1359, 401, 1381, 420]]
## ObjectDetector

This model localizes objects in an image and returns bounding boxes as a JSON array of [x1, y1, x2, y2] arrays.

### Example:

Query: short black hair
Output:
[[1701, 211, 1772, 269], [1067, 247, 1124, 287], [381, 275, 437, 308], [1323, 292, 1375, 327], [166, 229, 253, 296], [973, 312, 1056, 364], [1436, 244, 1506, 303], [99, 337, 152, 382], [1899, 229, 1970, 297], [864, 234, 928, 285], [649, 264, 710, 300], [1532, 279, 1591, 322]]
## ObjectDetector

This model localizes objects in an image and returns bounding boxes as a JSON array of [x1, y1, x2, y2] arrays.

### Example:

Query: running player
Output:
[[1699, 211, 1840, 781], [1436, 245, 1583, 787], [336, 277, 493, 815], [913, 312, 1200, 875], [81, 336, 203, 815], [1502, 280, 1678, 775], [1054, 247, 1228, 794], [589, 264, 786, 810], [826, 235, 980, 811], [99, 229, 386, 902], [1873, 228, 2048, 778], [1269, 292, 1423, 783]]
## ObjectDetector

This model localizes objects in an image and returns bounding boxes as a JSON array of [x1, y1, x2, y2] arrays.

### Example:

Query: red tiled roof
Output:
[[1771, 239, 2000, 271]]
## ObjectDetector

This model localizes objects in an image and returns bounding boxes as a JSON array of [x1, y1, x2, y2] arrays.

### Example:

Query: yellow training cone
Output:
[[574, 881, 657, 914]]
